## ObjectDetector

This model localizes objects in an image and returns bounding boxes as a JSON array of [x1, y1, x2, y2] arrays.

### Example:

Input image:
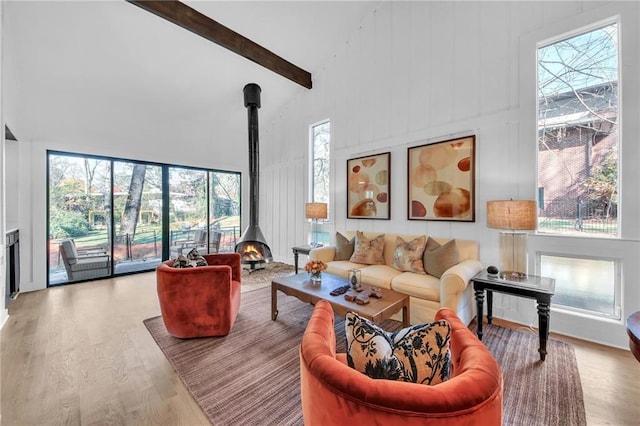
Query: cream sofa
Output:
[[309, 231, 482, 325]]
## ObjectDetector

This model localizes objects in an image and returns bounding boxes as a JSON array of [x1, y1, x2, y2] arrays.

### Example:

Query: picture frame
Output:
[[407, 135, 475, 221], [347, 152, 391, 219]]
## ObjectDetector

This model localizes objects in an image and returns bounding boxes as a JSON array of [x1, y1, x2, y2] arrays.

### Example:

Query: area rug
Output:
[[144, 287, 586, 426], [240, 261, 295, 293]]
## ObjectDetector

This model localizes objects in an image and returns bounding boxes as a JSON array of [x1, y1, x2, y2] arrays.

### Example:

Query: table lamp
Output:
[[487, 200, 537, 279], [305, 202, 327, 247]]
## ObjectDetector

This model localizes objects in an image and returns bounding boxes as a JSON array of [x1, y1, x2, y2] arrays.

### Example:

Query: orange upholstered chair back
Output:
[[299, 301, 503, 425], [156, 253, 242, 338]]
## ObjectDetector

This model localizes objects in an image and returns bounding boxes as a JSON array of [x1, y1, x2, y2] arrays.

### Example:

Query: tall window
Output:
[[310, 120, 330, 205], [536, 21, 621, 319], [537, 22, 619, 237]]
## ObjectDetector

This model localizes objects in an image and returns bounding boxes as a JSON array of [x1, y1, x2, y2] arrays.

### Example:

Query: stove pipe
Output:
[[246, 83, 260, 229], [235, 83, 272, 263]]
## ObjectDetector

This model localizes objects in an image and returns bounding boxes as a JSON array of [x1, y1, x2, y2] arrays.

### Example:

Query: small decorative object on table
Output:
[[344, 290, 370, 305], [487, 265, 499, 276], [305, 260, 327, 284], [348, 269, 362, 290], [330, 285, 350, 296]]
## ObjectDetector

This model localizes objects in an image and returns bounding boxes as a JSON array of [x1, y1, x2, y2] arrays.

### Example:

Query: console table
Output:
[[472, 269, 555, 361], [291, 245, 312, 273]]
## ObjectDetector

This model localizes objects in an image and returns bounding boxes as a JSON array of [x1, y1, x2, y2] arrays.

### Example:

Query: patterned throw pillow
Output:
[[423, 237, 459, 278], [172, 248, 208, 268], [349, 231, 385, 265], [392, 235, 426, 273], [335, 232, 355, 261], [345, 311, 451, 385]]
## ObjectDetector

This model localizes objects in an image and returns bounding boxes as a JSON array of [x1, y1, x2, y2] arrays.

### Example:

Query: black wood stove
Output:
[[235, 83, 273, 271]]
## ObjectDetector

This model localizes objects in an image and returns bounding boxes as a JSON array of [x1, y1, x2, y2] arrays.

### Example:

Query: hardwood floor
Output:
[[1, 273, 638, 425]]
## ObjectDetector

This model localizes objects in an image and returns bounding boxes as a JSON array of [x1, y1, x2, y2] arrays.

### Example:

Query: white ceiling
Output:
[[3, 0, 378, 146]]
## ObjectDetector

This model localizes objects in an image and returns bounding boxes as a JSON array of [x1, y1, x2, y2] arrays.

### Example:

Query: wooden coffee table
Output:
[[271, 272, 410, 327]]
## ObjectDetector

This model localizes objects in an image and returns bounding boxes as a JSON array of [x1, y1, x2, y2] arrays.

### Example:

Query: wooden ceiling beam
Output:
[[127, 0, 312, 89]]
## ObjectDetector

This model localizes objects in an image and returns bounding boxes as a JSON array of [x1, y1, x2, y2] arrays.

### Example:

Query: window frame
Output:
[[309, 119, 331, 208], [535, 18, 621, 239], [46, 150, 241, 286], [539, 251, 621, 320], [517, 3, 638, 348]]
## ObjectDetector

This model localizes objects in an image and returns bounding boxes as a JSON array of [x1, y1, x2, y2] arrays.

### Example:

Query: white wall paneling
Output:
[[261, 1, 640, 348]]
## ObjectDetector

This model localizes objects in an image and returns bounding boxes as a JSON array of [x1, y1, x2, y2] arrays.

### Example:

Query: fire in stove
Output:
[[241, 243, 264, 261], [236, 239, 272, 272]]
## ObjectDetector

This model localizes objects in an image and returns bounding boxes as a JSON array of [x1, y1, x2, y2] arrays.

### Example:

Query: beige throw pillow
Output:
[[350, 231, 385, 265], [423, 237, 459, 278], [335, 232, 355, 261], [392, 236, 426, 273]]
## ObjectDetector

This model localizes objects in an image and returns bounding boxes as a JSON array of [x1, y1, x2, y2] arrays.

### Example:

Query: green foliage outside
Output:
[[581, 156, 618, 217], [49, 208, 91, 238]]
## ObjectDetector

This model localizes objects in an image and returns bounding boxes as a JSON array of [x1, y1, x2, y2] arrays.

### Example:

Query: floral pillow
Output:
[[345, 311, 451, 385], [349, 231, 385, 265], [392, 235, 426, 273], [335, 232, 355, 261], [423, 237, 459, 278]]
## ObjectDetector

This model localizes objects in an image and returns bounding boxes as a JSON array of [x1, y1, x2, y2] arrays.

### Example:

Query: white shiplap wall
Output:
[[259, 1, 640, 348]]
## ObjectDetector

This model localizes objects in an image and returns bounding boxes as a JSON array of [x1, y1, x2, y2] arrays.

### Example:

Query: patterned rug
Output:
[[144, 287, 586, 425]]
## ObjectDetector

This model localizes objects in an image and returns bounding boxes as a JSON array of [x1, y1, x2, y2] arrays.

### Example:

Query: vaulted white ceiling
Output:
[[3, 1, 377, 149]]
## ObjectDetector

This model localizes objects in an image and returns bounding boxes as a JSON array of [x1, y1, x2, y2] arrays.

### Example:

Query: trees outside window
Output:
[[311, 121, 330, 205], [537, 23, 619, 236], [48, 152, 240, 285], [309, 121, 330, 246]]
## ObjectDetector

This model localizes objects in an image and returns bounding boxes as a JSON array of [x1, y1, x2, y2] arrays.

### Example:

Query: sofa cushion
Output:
[[392, 235, 426, 273], [325, 260, 366, 277], [350, 231, 385, 265], [335, 232, 355, 261], [391, 272, 441, 301], [360, 265, 402, 290], [423, 238, 459, 278], [345, 311, 451, 385]]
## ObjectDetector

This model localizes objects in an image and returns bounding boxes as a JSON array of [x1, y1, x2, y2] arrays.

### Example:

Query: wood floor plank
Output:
[[1, 272, 638, 425]]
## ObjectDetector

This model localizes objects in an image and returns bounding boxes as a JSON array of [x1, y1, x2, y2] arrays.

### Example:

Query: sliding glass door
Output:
[[47, 151, 240, 286], [168, 167, 208, 258], [211, 172, 241, 252], [113, 161, 164, 274], [48, 154, 112, 284]]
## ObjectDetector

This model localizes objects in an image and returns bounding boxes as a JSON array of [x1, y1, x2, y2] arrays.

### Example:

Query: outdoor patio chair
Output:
[[59, 238, 111, 281], [209, 230, 223, 253], [170, 229, 208, 258]]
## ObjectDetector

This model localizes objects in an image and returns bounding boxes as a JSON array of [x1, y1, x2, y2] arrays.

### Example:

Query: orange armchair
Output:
[[156, 253, 242, 338], [300, 302, 503, 425]]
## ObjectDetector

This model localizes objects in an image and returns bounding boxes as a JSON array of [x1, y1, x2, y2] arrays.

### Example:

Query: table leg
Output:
[[474, 288, 485, 341], [487, 290, 493, 324], [294, 250, 299, 273], [537, 300, 551, 361], [271, 284, 279, 321], [402, 303, 410, 328]]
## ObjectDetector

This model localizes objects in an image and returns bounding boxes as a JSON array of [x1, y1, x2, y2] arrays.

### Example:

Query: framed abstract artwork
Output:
[[347, 152, 391, 219], [407, 135, 475, 221]]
